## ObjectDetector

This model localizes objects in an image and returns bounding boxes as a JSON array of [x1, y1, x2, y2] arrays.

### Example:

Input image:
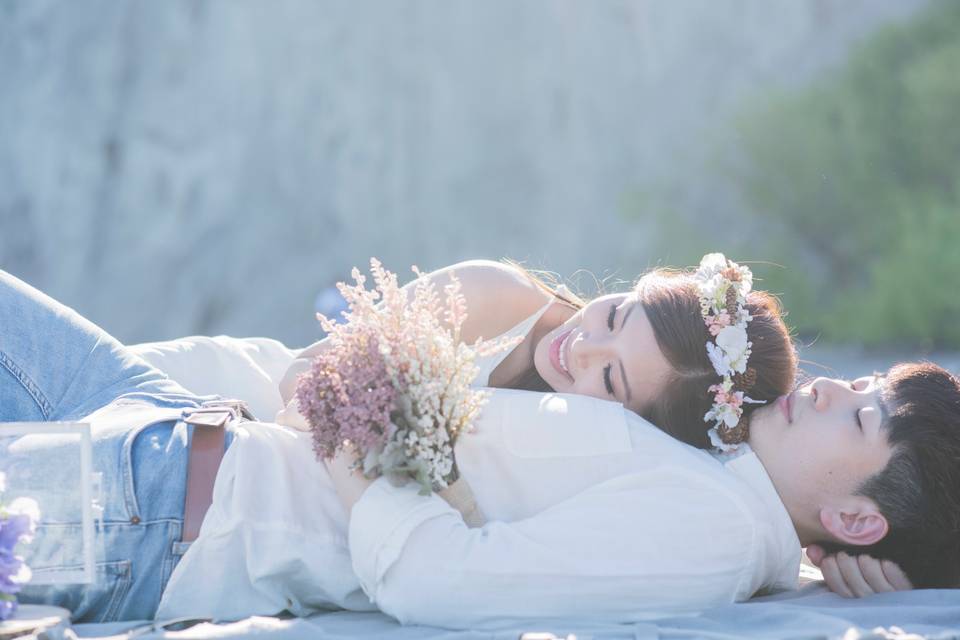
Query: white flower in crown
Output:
[[705, 277, 729, 312], [694, 252, 765, 454], [697, 254, 754, 312], [708, 427, 741, 453], [733, 306, 754, 330], [695, 253, 730, 282], [705, 341, 732, 377], [715, 325, 751, 374], [732, 262, 754, 293], [705, 400, 740, 429]]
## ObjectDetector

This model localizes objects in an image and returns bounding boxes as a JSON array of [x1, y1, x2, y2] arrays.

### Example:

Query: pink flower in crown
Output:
[[727, 391, 744, 410], [704, 311, 731, 336], [708, 383, 744, 410], [708, 383, 726, 404]]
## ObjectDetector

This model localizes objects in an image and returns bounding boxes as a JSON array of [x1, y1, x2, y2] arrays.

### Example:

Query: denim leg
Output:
[[13, 415, 191, 622], [0, 270, 193, 422], [14, 414, 239, 622]]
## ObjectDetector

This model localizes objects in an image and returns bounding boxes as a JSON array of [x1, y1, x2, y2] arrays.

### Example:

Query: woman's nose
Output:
[[571, 332, 613, 367]]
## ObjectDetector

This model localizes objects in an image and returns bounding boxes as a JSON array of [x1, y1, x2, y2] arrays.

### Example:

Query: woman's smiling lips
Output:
[[550, 329, 574, 382]]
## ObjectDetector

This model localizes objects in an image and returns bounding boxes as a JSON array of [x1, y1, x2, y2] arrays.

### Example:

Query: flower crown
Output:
[[695, 253, 764, 453]]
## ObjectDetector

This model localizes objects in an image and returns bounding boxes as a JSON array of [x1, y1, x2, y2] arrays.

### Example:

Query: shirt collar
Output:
[[717, 444, 803, 591]]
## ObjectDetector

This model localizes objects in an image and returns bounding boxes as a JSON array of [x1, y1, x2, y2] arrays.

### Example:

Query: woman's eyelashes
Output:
[[604, 303, 617, 395]]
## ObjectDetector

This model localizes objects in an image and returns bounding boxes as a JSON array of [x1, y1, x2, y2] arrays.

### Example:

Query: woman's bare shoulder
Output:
[[423, 260, 553, 342]]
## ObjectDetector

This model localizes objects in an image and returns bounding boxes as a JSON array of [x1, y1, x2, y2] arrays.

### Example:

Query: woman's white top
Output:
[[471, 291, 554, 386], [156, 304, 801, 628]]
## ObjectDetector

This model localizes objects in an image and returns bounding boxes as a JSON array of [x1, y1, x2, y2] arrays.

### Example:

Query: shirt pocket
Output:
[[503, 392, 632, 459]]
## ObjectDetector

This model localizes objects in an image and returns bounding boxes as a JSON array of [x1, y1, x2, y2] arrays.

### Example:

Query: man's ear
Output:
[[819, 498, 889, 546]]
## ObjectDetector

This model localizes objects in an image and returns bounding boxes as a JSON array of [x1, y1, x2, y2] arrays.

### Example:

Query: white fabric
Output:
[[157, 386, 800, 627], [471, 292, 555, 386], [130, 335, 298, 419], [349, 390, 801, 628], [75, 586, 960, 639], [136, 325, 800, 627], [156, 420, 376, 621]]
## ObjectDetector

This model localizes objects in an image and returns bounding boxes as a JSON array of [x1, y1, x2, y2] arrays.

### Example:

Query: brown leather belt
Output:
[[181, 400, 254, 543]]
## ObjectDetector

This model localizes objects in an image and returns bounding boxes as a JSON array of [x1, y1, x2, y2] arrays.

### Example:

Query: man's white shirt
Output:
[[157, 389, 801, 627]]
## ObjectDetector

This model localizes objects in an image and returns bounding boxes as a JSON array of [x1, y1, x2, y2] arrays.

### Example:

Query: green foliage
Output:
[[833, 202, 960, 348], [716, 1, 960, 346]]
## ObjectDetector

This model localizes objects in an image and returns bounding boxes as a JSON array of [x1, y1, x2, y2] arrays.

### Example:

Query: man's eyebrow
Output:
[[618, 303, 635, 404]]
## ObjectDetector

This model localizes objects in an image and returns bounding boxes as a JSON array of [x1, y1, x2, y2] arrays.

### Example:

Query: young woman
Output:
[[278, 258, 796, 451], [1, 258, 902, 623]]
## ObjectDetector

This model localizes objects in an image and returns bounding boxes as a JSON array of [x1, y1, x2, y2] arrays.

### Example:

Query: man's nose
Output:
[[809, 377, 847, 411]]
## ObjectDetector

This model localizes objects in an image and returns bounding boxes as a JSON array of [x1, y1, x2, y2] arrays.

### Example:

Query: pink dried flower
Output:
[[295, 260, 520, 493]]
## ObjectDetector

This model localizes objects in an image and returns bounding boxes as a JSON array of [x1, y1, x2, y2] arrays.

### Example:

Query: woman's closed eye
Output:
[[604, 303, 619, 396], [603, 364, 614, 395]]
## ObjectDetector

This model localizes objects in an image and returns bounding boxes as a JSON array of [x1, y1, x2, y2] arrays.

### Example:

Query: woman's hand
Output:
[[279, 338, 332, 404], [805, 544, 913, 597], [275, 396, 310, 431]]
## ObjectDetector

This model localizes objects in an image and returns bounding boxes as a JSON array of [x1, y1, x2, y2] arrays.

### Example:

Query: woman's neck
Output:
[[488, 298, 577, 389]]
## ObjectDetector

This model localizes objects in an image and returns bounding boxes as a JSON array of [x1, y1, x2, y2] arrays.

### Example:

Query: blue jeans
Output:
[[0, 270, 227, 622]]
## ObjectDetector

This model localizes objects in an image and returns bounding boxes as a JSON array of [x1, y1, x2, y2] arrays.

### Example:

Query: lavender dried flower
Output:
[[295, 259, 519, 494]]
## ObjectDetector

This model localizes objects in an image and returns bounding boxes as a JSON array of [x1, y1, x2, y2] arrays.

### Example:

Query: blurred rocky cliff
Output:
[[0, 0, 927, 346]]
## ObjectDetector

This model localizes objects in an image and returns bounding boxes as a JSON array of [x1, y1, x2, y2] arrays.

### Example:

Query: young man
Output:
[[305, 366, 960, 628]]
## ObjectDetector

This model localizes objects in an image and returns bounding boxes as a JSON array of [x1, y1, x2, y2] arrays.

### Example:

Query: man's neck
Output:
[[747, 442, 824, 548]]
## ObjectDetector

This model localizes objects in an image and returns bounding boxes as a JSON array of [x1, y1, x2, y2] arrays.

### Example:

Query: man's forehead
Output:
[[866, 373, 891, 427]]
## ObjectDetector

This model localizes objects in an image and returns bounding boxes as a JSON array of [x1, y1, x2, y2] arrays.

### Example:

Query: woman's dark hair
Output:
[[501, 262, 798, 449], [823, 362, 960, 588], [636, 269, 797, 449]]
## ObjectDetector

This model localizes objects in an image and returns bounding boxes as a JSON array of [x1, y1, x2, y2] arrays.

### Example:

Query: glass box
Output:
[[0, 422, 97, 585]]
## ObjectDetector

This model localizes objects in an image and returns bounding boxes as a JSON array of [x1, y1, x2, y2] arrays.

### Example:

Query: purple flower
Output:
[[0, 549, 26, 593], [297, 260, 505, 493], [0, 513, 34, 552], [0, 595, 16, 621], [0, 494, 39, 618], [296, 332, 399, 462]]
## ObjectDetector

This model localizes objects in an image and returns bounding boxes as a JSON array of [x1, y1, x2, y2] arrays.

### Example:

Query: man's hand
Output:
[[324, 446, 375, 515], [806, 545, 913, 597]]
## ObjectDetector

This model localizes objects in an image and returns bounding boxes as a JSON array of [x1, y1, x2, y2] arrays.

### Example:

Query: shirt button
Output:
[[130, 516, 141, 525]]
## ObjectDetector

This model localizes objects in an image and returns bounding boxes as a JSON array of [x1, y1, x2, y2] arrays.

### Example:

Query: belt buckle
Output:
[[183, 407, 234, 428], [200, 398, 255, 420], [183, 399, 255, 428]]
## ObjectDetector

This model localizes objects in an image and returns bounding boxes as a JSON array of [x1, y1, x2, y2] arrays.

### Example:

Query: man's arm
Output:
[[346, 470, 758, 628]]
